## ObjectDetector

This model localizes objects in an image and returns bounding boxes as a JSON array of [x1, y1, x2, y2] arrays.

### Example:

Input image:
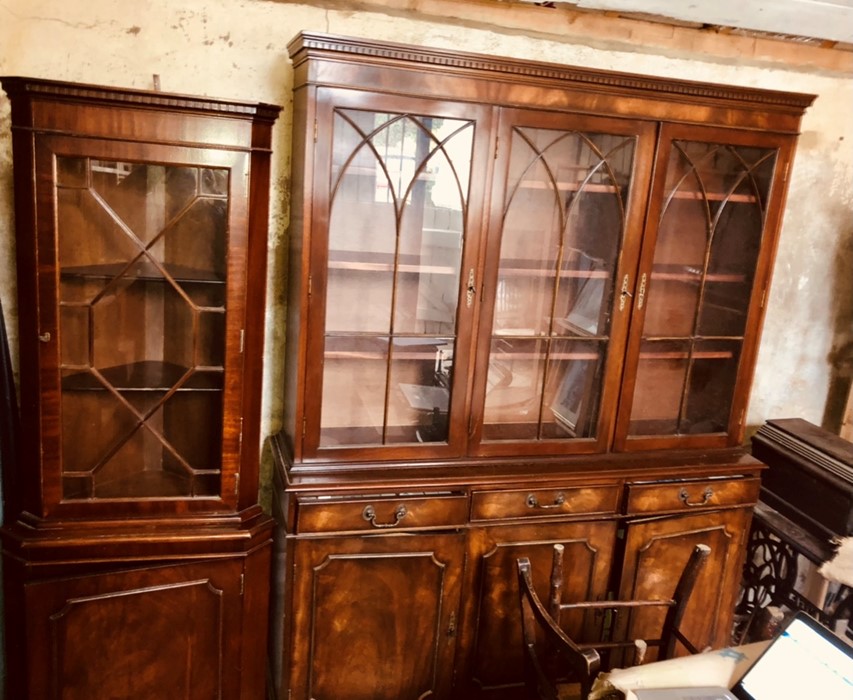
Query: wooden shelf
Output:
[[61, 261, 224, 284], [499, 267, 610, 279], [517, 180, 620, 194], [63, 469, 220, 500], [328, 249, 458, 276], [62, 361, 224, 391], [492, 347, 602, 361], [638, 350, 734, 360], [328, 251, 610, 280], [627, 418, 726, 435], [651, 265, 746, 283], [325, 350, 442, 361], [515, 180, 755, 203], [670, 190, 756, 204], [328, 259, 457, 275]]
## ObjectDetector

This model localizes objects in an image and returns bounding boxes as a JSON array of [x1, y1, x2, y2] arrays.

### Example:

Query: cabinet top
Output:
[[1, 76, 281, 149], [1, 76, 282, 122], [288, 32, 815, 126]]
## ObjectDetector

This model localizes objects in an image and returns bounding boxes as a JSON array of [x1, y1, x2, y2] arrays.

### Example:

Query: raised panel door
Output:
[[618, 508, 752, 660], [287, 533, 465, 700], [23, 559, 243, 700], [459, 520, 617, 698]]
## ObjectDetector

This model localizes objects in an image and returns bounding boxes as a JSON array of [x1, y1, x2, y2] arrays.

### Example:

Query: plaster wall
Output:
[[0, 0, 851, 485]]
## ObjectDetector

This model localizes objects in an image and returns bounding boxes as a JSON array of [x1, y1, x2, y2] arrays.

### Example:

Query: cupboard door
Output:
[[304, 89, 492, 460], [617, 125, 796, 449], [23, 559, 243, 700], [618, 508, 752, 659], [473, 110, 655, 456], [288, 533, 465, 700], [36, 137, 250, 511], [459, 520, 617, 698]]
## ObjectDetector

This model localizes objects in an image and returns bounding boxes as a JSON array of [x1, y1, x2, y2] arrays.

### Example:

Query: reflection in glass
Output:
[[320, 109, 474, 448], [482, 338, 605, 441], [629, 142, 776, 436], [484, 127, 636, 442], [56, 157, 229, 499]]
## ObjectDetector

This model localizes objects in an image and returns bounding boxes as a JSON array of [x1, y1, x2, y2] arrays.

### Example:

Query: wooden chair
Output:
[[517, 543, 712, 700]]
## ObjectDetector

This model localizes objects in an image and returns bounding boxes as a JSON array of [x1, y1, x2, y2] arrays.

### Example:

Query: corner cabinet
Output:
[[271, 34, 813, 700], [0, 78, 280, 699]]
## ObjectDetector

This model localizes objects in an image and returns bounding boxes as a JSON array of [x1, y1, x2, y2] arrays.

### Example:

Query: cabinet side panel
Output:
[[282, 85, 313, 457], [239, 131, 275, 509], [7, 122, 41, 516], [239, 533, 274, 700]]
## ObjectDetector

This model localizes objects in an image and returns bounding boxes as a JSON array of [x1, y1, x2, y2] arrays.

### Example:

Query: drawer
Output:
[[624, 477, 760, 515], [295, 492, 469, 533], [471, 484, 620, 521]]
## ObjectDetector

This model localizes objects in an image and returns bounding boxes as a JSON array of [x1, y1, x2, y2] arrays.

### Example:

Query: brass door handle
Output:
[[637, 272, 648, 309], [619, 274, 632, 311]]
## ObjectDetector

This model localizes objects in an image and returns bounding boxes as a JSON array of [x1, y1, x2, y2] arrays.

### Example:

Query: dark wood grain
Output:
[[271, 33, 811, 700], [1, 77, 280, 699]]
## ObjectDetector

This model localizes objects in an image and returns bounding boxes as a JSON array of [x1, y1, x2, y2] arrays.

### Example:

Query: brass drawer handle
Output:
[[526, 492, 566, 510], [362, 504, 408, 528], [679, 486, 713, 507]]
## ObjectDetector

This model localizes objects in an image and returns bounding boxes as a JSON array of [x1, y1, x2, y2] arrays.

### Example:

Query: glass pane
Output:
[[326, 110, 401, 334], [543, 340, 605, 439], [684, 339, 741, 433], [483, 337, 605, 441], [387, 337, 452, 444], [629, 339, 690, 436], [484, 127, 635, 442], [56, 156, 228, 499], [395, 118, 467, 335], [699, 151, 774, 337], [483, 337, 547, 441], [319, 109, 473, 448], [59, 304, 89, 367], [164, 198, 227, 281], [57, 187, 141, 271], [629, 141, 776, 437], [320, 336, 388, 447]]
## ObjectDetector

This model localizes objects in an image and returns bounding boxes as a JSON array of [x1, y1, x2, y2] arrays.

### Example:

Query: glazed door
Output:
[[287, 533, 465, 700], [23, 559, 244, 700], [618, 508, 752, 659], [459, 520, 617, 699], [34, 135, 250, 514], [303, 88, 493, 461], [472, 109, 656, 457], [616, 124, 796, 450]]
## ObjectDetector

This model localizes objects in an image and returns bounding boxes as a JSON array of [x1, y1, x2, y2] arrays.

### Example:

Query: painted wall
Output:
[[0, 0, 851, 489]]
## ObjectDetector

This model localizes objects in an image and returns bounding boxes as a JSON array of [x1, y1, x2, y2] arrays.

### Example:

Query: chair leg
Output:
[[662, 543, 712, 657], [632, 639, 648, 666], [549, 543, 565, 624]]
